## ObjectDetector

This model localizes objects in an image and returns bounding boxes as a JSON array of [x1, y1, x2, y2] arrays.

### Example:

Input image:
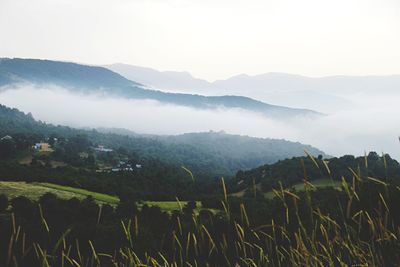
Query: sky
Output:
[[1, 0, 400, 81]]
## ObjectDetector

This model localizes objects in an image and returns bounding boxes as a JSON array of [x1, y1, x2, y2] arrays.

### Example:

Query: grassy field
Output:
[[264, 178, 342, 199], [232, 178, 342, 198], [39, 183, 200, 210], [0, 181, 200, 212], [38, 183, 120, 204], [141, 201, 202, 212], [0, 181, 88, 201]]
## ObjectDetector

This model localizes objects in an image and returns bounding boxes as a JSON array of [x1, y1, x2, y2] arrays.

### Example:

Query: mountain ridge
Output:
[[0, 58, 319, 118], [105, 63, 400, 113], [108, 63, 400, 85]]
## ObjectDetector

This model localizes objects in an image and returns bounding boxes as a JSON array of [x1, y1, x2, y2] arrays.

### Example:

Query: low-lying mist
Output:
[[0, 85, 399, 160]]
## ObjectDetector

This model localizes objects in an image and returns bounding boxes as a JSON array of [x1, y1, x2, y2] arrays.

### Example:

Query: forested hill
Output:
[[0, 58, 320, 118], [0, 58, 140, 89], [0, 104, 325, 176], [157, 132, 325, 172], [231, 152, 400, 194]]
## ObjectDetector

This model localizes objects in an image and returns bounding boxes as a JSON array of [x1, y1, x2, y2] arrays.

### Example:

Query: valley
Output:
[[1, 0, 399, 264]]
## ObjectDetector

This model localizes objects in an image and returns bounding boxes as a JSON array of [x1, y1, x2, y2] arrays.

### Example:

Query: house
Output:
[[79, 152, 89, 159], [136, 164, 142, 169], [33, 143, 42, 150], [0, 135, 13, 141], [32, 142, 54, 152], [111, 162, 137, 172], [94, 145, 113, 152]]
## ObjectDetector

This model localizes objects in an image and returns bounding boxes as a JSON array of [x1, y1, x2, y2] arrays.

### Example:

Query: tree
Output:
[[86, 154, 96, 166], [0, 139, 16, 158], [183, 200, 197, 216], [116, 200, 138, 218], [11, 196, 35, 218], [0, 194, 8, 213]]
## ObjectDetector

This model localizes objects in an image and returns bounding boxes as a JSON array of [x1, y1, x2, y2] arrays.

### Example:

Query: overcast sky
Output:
[[1, 0, 400, 81]]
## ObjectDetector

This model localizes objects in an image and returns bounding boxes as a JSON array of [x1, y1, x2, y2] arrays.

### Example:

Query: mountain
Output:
[[106, 63, 211, 92], [0, 58, 140, 89], [0, 58, 319, 118], [0, 104, 326, 176], [105, 64, 400, 113], [212, 73, 400, 112], [212, 72, 400, 94]]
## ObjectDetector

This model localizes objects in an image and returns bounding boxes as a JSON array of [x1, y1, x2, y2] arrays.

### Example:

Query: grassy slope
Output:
[[0, 181, 199, 211], [231, 178, 342, 198], [141, 201, 202, 213], [38, 183, 120, 204], [264, 178, 342, 199], [0, 181, 87, 201]]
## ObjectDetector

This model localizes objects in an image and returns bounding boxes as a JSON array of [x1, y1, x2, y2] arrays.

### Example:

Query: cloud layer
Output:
[[0, 85, 399, 160]]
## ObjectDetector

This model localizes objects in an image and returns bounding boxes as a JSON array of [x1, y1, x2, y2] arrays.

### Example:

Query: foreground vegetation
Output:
[[1, 153, 400, 266]]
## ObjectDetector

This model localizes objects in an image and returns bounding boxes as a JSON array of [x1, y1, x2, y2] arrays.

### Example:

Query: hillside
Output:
[[0, 58, 320, 118], [2, 152, 400, 266], [230, 152, 400, 194], [0, 58, 140, 89], [231, 178, 342, 198], [158, 131, 325, 172], [0, 104, 326, 176], [0, 181, 198, 212]]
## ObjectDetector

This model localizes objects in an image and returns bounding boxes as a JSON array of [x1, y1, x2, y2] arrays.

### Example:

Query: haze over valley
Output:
[[2, 0, 400, 265], [0, 58, 398, 159]]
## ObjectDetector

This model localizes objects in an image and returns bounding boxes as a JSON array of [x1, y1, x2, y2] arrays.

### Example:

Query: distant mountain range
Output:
[[0, 58, 319, 119], [106, 63, 400, 112], [107, 63, 400, 94], [106, 63, 211, 92]]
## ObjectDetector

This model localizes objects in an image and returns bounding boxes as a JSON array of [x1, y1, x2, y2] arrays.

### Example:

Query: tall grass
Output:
[[4, 155, 400, 266]]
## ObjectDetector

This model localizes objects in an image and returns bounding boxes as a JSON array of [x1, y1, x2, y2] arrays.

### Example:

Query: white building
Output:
[[1, 135, 13, 141]]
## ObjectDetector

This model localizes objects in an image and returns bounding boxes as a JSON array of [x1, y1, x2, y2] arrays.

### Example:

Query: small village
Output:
[[1, 135, 143, 173]]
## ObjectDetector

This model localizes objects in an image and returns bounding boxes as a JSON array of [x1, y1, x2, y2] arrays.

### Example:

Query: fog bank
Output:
[[0, 85, 398, 160]]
